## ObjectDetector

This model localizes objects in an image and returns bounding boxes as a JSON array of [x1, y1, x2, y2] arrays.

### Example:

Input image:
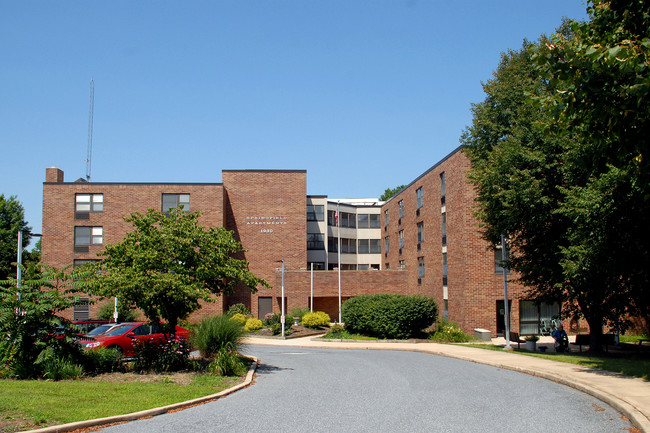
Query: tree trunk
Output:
[[586, 316, 604, 354]]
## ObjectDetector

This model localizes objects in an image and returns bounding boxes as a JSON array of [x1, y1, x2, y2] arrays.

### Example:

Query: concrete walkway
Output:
[[243, 335, 650, 433]]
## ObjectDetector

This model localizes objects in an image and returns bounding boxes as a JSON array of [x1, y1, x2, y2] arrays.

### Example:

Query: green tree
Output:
[[0, 263, 81, 378], [462, 41, 569, 309], [531, 1, 650, 342], [379, 185, 406, 201], [0, 194, 33, 280], [464, 5, 650, 351], [82, 208, 270, 332]]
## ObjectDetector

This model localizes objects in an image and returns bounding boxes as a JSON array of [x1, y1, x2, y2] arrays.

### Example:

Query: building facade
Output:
[[42, 147, 558, 335]]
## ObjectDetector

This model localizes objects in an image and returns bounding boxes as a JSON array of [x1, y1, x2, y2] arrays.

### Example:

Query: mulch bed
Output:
[[250, 324, 327, 339]]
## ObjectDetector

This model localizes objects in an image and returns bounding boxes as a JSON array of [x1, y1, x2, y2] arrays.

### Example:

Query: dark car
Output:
[[80, 322, 192, 357], [72, 320, 111, 334]]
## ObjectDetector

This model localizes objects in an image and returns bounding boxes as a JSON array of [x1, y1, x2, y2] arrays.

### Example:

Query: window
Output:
[[307, 233, 325, 250], [399, 260, 405, 269], [495, 243, 510, 274], [329, 237, 356, 254], [358, 213, 368, 228], [73, 297, 90, 321], [358, 214, 380, 228], [74, 226, 103, 246], [442, 212, 447, 246], [398, 200, 404, 219], [370, 239, 380, 254], [307, 205, 324, 221], [441, 172, 446, 206], [73, 259, 100, 268], [358, 264, 369, 270], [385, 236, 390, 253], [358, 239, 369, 254], [418, 257, 425, 278], [328, 211, 356, 228], [385, 263, 390, 269], [384, 210, 389, 227], [75, 194, 103, 212], [162, 194, 190, 212], [416, 187, 423, 209], [417, 222, 424, 243], [307, 262, 325, 270], [442, 252, 447, 276], [399, 230, 405, 248]]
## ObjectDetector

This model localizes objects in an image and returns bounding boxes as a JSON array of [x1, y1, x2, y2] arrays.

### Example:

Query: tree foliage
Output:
[[463, 1, 650, 349], [0, 263, 81, 378], [82, 208, 270, 331], [379, 185, 406, 201], [0, 194, 34, 280]]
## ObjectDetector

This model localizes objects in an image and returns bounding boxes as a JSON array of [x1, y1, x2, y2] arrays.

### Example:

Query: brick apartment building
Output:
[[42, 146, 559, 336]]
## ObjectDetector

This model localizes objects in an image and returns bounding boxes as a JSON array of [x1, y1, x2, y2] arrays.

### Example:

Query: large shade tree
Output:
[[0, 194, 34, 280], [81, 208, 270, 332], [464, 1, 650, 350], [532, 0, 650, 338]]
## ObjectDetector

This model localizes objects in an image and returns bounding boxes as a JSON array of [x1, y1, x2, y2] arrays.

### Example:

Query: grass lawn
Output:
[[467, 343, 650, 380], [0, 373, 243, 432]]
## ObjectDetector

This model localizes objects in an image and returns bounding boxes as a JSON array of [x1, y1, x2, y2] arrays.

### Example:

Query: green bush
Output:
[[270, 323, 282, 335], [192, 315, 244, 358], [244, 318, 263, 332], [81, 346, 123, 374], [302, 311, 331, 328], [342, 294, 438, 339], [225, 303, 251, 318], [289, 307, 310, 323], [208, 344, 248, 376], [35, 347, 83, 381], [132, 335, 191, 373], [229, 313, 247, 326], [429, 320, 474, 342], [97, 300, 138, 322]]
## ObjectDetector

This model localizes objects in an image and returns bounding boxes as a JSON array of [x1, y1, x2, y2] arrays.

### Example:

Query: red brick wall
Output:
[[42, 170, 224, 320], [221, 170, 307, 317], [381, 148, 528, 335]]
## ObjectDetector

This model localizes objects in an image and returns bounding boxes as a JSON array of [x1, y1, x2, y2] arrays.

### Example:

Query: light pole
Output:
[[501, 234, 511, 350], [275, 260, 286, 338]]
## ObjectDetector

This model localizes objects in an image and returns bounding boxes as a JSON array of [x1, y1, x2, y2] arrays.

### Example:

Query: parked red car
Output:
[[80, 322, 191, 358]]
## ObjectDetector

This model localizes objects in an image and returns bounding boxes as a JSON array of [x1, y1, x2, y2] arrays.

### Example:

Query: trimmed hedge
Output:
[[342, 294, 438, 339], [302, 311, 330, 328]]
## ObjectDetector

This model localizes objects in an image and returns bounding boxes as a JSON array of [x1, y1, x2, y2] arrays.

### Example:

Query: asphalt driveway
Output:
[[98, 345, 634, 432]]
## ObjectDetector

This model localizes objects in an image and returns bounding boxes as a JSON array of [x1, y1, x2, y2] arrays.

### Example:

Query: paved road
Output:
[[99, 345, 634, 432]]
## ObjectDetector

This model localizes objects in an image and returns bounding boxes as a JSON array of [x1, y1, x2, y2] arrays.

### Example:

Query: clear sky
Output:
[[1, 1, 588, 238]]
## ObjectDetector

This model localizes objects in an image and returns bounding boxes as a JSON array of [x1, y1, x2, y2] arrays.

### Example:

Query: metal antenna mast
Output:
[[85, 78, 95, 181]]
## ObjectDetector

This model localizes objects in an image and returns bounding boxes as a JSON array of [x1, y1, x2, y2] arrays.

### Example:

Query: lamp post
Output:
[[501, 234, 511, 350], [275, 259, 286, 338]]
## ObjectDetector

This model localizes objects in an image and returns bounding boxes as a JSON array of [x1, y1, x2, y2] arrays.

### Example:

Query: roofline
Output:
[[384, 145, 465, 204], [44, 182, 224, 186]]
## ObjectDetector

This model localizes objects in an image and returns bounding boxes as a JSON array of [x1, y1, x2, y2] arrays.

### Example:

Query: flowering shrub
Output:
[[302, 311, 331, 328], [229, 313, 247, 326], [244, 318, 263, 332], [133, 335, 191, 372], [429, 320, 473, 342]]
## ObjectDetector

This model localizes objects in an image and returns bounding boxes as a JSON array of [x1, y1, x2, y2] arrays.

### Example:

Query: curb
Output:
[[22, 356, 259, 433]]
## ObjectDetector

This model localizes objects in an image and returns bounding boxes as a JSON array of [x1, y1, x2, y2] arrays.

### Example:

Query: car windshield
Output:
[[103, 324, 136, 336], [85, 324, 114, 337]]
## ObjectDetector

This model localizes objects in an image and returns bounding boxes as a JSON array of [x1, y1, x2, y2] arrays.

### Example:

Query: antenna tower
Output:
[[85, 78, 95, 181]]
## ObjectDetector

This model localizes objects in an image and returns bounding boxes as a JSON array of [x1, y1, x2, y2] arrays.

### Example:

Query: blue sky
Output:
[[1, 1, 588, 237]]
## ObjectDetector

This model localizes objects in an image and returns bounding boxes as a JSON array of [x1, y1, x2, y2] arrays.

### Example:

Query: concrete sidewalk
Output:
[[243, 335, 650, 433]]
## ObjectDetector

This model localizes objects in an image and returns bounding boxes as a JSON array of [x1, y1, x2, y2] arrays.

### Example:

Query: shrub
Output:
[[244, 318, 263, 332], [97, 300, 138, 322], [342, 294, 438, 339], [192, 315, 244, 358], [302, 311, 330, 328], [229, 313, 247, 326], [225, 303, 251, 318], [270, 323, 282, 335], [208, 344, 248, 376], [289, 307, 310, 323], [132, 335, 191, 373], [81, 346, 123, 374], [429, 320, 474, 342], [34, 347, 83, 381]]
